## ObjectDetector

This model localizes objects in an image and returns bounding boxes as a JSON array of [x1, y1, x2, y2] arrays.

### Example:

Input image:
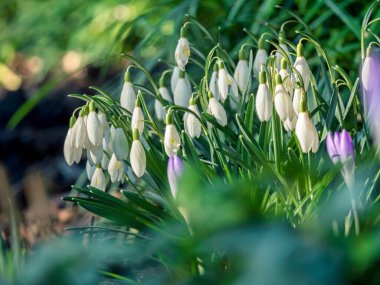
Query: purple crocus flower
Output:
[[167, 154, 184, 198], [326, 130, 354, 164]]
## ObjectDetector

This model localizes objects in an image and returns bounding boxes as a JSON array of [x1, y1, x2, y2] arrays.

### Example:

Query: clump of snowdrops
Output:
[[63, 3, 380, 244]]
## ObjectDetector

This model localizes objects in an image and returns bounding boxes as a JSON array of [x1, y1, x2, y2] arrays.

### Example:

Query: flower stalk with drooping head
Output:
[[130, 128, 146, 178], [155, 72, 173, 121], [164, 110, 181, 157], [120, 70, 136, 113], [255, 68, 272, 122], [175, 25, 190, 71], [253, 35, 268, 79], [295, 90, 319, 153], [293, 41, 311, 91], [234, 45, 250, 94], [184, 95, 201, 139]]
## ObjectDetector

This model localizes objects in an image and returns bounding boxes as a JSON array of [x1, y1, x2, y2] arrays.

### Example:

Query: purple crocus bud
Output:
[[340, 129, 354, 161], [326, 132, 339, 164], [167, 155, 184, 198]]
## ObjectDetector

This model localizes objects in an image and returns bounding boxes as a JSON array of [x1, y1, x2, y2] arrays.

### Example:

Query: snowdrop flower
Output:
[[274, 74, 293, 122], [91, 166, 106, 191], [164, 111, 181, 157], [86, 160, 95, 181], [255, 69, 272, 122], [101, 153, 109, 170], [284, 114, 297, 132], [120, 71, 136, 113], [81, 107, 92, 149], [167, 154, 184, 198], [113, 127, 129, 161], [207, 91, 227, 126], [171, 66, 179, 94], [292, 83, 303, 116], [279, 58, 293, 96], [217, 60, 239, 103], [131, 96, 144, 135], [175, 26, 190, 71], [64, 116, 78, 165], [89, 145, 103, 165], [293, 42, 311, 91], [87, 101, 103, 147], [108, 153, 124, 183], [155, 77, 172, 121], [74, 109, 87, 150], [184, 96, 201, 138], [253, 36, 268, 79], [295, 92, 319, 153], [130, 128, 146, 178], [275, 31, 291, 69], [174, 69, 191, 107], [209, 64, 219, 100], [234, 47, 250, 94]]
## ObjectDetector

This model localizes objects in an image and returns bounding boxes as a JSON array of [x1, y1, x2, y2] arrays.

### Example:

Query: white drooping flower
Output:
[[91, 166, 106, 191], [295, 93, 319, 153], [82, 111, 92, 149], [64, 116, 77, 165], [279, 58, 293, 96], [234, 47, 250, 94], [86, 160, 95, 181], [108, 153, 124, 183], [207, 92, 227, 127], [171, 66, 179, 94], [87, 101, 103, 147], [274, 75, 293, 122], [253, 37, 268, 78], [209, 64, 219, 100], [175, 27, 190, 71], [292, 84, 303, 116], [130, 129, 146, 178], [120, 71, 137, 113], [275, 31, 291, 69], [164, 111, 181, 157], [293, 42, 311, 91], [255, 70, 272, 122], [217, 60, 238, 102], [155, 85, 172, 121], [113, 127, 129, 161], [101, 153, 109, 170], [362, 47, 376, 91], [284, 112, 297, 132], [74, 112, 86, 149], [174, 69, 191, 107], [184, 97, 201, 138], [131, 97, 144, 135], [89, 145, 103, 165]]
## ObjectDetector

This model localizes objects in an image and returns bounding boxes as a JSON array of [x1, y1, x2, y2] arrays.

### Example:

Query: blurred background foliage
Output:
[[1, 0, 380, 284]]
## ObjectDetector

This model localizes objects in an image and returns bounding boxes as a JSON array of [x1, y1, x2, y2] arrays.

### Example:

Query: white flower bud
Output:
[[293, 42, 311, 91], [86, 160, 95, 181], [155, 86, 172, 121], [293, 86, 302, 116], [209, 70, 219, 100], [113, 127, 129, 161], [120, 81, 136, 113], [253, 49, 268, 79], [130, 129, 146, 178], [101, 153, 109, 170], [108, 153, 124, 183], [171, 66, 179, 94], [234, 59, 249, 94], [255, 83, 272, 122], [91, 167, 106, 191], [64, 128, 75, 166], [184, 102, 201, 138], [87, 103, 103, 147], [208, 96, 227, 127], [89, 145, 103, 165], [164, 124, 181, 157], [295, 112, 319, 153], [131, 105, 144, 135], [174, 74, 191, 107], [274, 76, 293, 122], [175, 37, 190, 71]]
